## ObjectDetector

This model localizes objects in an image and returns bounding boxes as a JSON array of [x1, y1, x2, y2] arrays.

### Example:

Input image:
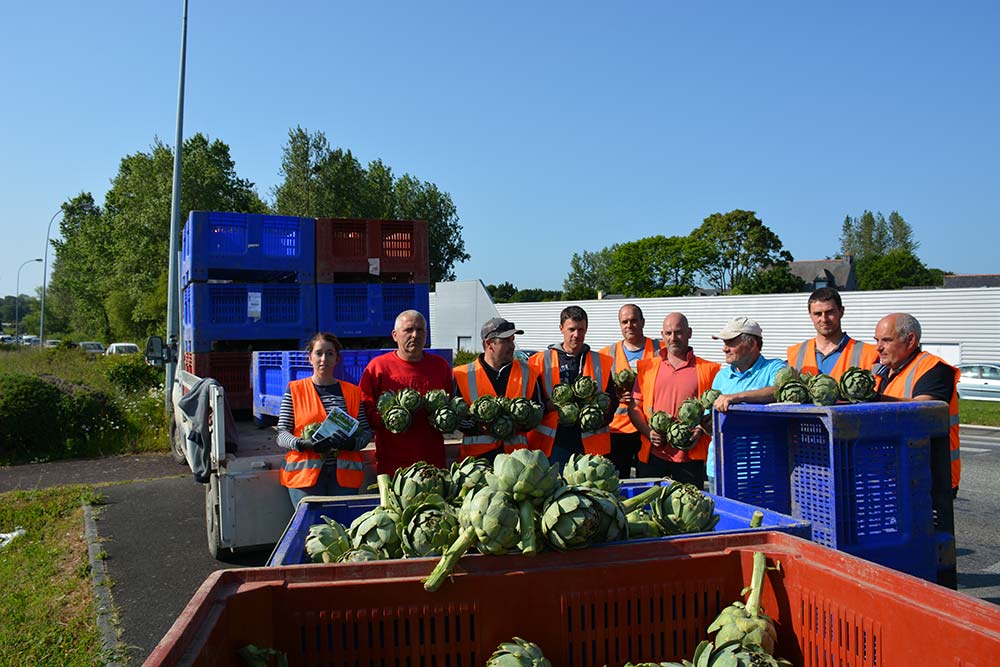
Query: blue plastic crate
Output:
[[252, 348, 454, 419], [316, 283, 431, 341], [182, 282, 317, 351], [713, 402, 951, 582], [181, 211, 315, 285], [266, 478, 811, 566]]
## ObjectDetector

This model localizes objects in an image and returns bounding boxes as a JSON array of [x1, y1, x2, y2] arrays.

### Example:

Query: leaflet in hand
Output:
[[314, 406, 359, 440]]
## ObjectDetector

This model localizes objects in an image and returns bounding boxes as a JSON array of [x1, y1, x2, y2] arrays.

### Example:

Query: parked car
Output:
[[80, 341, 105, 355], [44, 339, 62, 348], [105, 342, 140, 356], [0, 334, 13, 344], [957, 364, 1000, 401]]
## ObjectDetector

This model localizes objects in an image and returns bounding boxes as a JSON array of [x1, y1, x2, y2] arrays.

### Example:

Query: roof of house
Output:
[[943, 274, 1000, 288], [788, 258, 857, 291]]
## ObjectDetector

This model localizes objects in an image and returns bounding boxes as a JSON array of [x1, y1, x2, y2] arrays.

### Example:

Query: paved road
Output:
[[1, 429, 998, 664]]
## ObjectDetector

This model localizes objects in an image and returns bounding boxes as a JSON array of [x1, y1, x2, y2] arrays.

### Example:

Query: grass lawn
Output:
[[960, 399, 1000, 427], [0, 485, 110, 667]]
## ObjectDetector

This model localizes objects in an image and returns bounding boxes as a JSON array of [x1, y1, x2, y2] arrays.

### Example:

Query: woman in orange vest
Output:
[[277, 333, 373, 508]]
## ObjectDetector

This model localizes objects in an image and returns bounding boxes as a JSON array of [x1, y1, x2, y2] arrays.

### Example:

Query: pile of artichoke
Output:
[[469, 395, 545, 440], [376, 389, 424, 433], [775, 366, 877, 406], [612, 367, 638, 392], [486, 637, 551, 666], [647, 389, 718, 451], [424, 389, 469, 434], [551, 375, 613, 432]]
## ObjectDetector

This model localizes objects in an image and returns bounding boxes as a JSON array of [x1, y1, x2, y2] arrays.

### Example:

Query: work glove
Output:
[[308, 431, 350, 454]]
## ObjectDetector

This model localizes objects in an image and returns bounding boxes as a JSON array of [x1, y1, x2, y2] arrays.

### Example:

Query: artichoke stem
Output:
[[518, 500, 538, 556], [750, 510, 764, 528], [376, 474, 391, 508], [621, 485, 662, 512], [423, 526, 477, 592], [746, 551, 767, 617]]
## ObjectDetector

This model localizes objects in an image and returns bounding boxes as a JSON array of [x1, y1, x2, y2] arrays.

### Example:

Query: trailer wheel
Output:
[[169, 418, 187, 465], [205, 481, 221, 559]]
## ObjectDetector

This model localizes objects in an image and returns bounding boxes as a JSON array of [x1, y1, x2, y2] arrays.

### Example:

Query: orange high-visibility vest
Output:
[[599, 338, 661, 436], [454, 358, 540, 459], [280, 378, 364, 489], [787, 337, 879, 380], [634, 355, 719, 463], [528, 348, 613, 457], [875, 352, 961, 489]]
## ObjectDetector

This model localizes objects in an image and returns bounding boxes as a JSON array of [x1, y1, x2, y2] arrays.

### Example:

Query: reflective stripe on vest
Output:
[[458, 358, 534, 457], [793, 343, 808, 371]]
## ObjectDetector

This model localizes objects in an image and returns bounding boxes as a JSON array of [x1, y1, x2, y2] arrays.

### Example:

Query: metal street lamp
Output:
[[39, 209, 63, 344], [14, 258, 43, 343]]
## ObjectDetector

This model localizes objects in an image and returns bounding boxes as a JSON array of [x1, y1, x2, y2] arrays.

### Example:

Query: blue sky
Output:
[[2, 1, 998, 298]]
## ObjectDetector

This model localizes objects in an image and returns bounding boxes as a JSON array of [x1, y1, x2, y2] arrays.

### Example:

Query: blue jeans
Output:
[[287, 465, 353, 509]]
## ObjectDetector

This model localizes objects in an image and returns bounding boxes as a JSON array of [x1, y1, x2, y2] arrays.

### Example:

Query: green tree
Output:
[[730, 263, 807, 295], [856, 249, 943, 290], [563, 246, 617, 300], [486, 281, 518, 302], [273, 127, 469, 282], [512, 288, 563, 302], [839, 210, 916, 261], [607, 235, 713, 297], [690, 210, 791, 292]]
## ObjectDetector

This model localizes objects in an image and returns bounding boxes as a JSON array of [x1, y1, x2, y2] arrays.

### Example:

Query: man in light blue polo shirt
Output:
[[706, 316, 786, 491]]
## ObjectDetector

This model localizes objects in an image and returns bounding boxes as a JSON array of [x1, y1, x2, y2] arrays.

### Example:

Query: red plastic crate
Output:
[[315, 218, 429, 282], [183, 351, 252, 411], [144, 532, 1000, 667]]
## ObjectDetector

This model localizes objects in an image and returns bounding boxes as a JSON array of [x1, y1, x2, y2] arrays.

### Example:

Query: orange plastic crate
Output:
[[315, 218, 429, 282], [183, 351, 252, 411], [144, 532, 1000, 667]]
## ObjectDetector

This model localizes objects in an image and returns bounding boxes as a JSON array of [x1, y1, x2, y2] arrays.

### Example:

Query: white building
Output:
[[430, 281, 1000, 366]]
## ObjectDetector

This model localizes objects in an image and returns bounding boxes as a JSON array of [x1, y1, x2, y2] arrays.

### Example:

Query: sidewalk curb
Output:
[[83, 502, 123, 667]]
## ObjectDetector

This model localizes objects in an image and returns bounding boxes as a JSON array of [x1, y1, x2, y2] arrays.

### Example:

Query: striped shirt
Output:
[[277, 382, 373, 469]]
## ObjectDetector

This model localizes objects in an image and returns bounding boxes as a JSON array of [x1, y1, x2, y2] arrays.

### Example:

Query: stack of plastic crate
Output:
[[314, 218, 431, 343], [180, 211, 317, 410], [713, 402, 956, 586]]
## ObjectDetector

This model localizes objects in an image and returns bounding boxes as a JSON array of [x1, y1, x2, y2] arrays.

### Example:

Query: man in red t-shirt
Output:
[[359, 309, 454, 474]]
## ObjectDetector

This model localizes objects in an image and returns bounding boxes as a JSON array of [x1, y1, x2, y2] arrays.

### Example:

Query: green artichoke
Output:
[[808, 373, 841, 406], [304, 515, 351, 563], [578, 405, 605, 432], [301, 421, 322, 441], [687, 640, 789, 667], [337, 544, 383, 562], [774, 379, 810, 404], [486, 637, 552, 667], [700, 388, 721, 410], [509, 397, 535, 428], [399, 496, 460, 558], [521, 401, 545, 430], [625, 507, 664, 539], [423, 388, 450, 413], [471, 395, 500, 422], [557, 402, 580, 426], [649, 410, 673, 435], [613, 367, 638, 390], [448, 456, 491, 504], [429, 407, 459, 433], [573, 374, 597, 400], [349, 505, 402, 558], [383, 406, 413, 433], [495, 396, 513, 415], [450, 395, 471, 419], [650, 482, 720, 535], [539, 485, 602, 551], [773, 365, 801, 390], [388, 461, 449, 512], [490, 413, 517, 441], [707, 552, 778, 655], [487, 449, 563, 555], [676, 398, 704, 427], [664, 420, 696, 451], [839, 366, 876, 403], [590, 391, 612, 413], [551, 383, 576, 406], [376, 391, 398, 416], [396, 387, 424, 412], [583, 487, 629, 543], [562, 453, 620, 495], [423, 487, 521, 591]]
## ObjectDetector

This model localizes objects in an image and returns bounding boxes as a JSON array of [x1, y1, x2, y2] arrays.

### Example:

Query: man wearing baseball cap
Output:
[[453, 317, 544, 463], [705, 316, 786, 491]]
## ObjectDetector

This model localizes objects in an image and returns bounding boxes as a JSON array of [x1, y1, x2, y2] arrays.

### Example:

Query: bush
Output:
[[38, 375, 124, 459], [103, 354, 161, 393], [0, 372, 64, 464], [453, 349, 477, 367]]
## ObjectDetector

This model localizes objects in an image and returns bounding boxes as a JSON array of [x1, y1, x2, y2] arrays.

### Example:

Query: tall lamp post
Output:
[[15, 258, 43, 343], [39, 209, 63, 344]]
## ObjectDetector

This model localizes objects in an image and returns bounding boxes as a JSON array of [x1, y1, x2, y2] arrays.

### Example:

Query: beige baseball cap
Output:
[[712, 316, 763, 340]]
